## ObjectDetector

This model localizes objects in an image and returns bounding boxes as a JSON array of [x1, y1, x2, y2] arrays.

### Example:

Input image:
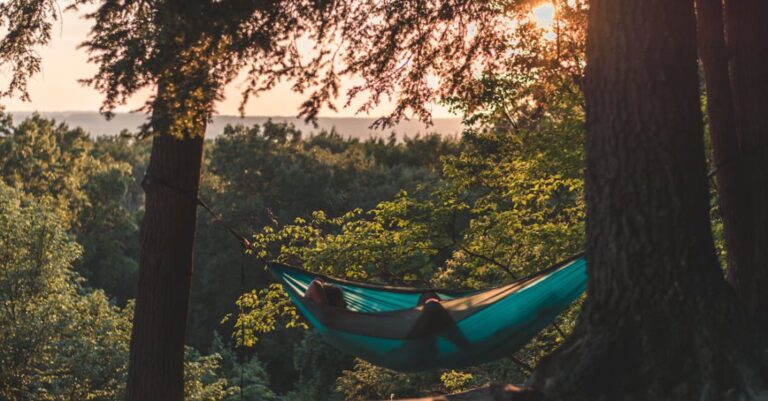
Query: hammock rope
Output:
[[142, 173, 252, 246], [143, 172, 252, 401], [238, 251, 246, 401]]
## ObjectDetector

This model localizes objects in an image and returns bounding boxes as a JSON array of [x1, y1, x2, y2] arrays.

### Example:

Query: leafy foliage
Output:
[[0, 112, 141, 302], [282, 331, 353, 401], [0, 178, 275, 401], [77, 0, 375, 137], [0, 111, 471, 399], [0, 181, 131, 401], [209, 333, 277, 401], [336, 360, 441, 401], [271, 0, 587, 126], [0, 0, 59, 100], [0, 113, 96, 220]]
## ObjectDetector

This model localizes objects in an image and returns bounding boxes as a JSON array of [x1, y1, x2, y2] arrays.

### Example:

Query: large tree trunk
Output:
[[718, 0, 768, 333], [530, 1, 763, 399], [123, 0, 214, 397], [125, 123, 205, 401]]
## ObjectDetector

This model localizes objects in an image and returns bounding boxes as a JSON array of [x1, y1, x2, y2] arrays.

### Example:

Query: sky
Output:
[[2, 3, 555, 118]]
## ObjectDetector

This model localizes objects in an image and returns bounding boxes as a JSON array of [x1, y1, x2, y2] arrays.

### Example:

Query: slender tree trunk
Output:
[[530, 1, 762, 399], [718, 0, 768, 333], [125, 111, 205, 400]]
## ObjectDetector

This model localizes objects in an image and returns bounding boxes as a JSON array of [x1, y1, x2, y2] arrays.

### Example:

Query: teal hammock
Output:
[[268, 255, 586, 372]]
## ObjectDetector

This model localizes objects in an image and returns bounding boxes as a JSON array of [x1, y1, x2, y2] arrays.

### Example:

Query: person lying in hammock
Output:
[[408, 291, 470, 353], [305, 279, 469, 350], [306, 281, 454, 329], [409, 291, 458, 337], [305, 279, 348, 309], [305, 279, 444, 313]]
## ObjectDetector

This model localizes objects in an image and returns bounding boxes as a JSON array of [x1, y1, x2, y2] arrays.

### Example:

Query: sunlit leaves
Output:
[[0, 112, 141, 301], [235, 284, 307, 347], [0, 178, 265, 401], [0, 181, 131, 401], [440, 370, 479, 393], [183, 350, 238, 401], [336, 359, 441, 401]]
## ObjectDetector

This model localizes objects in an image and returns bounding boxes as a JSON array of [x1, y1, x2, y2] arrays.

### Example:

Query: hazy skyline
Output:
[[1, 6, 456, 118], [2, 4, 554, 119]]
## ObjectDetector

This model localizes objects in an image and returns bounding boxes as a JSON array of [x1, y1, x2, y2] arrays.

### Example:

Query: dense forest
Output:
[[3, 0, 768, 400], [0, 93, 586, 399]]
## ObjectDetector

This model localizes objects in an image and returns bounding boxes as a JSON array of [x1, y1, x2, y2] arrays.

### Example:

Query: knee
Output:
[[417, 291, 441, 306], [306, 279, 329, 304]]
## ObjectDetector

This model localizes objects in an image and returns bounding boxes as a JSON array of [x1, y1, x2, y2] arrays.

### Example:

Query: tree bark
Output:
[[125, 122, 205, 401], [719, 0, 768, 333], [122, 0, 215, 398], [695, 0, 752, 292], [530, 1, 763, 399]]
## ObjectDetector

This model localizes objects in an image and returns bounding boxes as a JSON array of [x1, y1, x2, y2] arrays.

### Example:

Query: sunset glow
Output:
[[1, 7, 456, 118]]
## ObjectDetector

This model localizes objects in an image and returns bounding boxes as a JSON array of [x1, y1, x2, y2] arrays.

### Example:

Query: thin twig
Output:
[[459, 245, 518, 279], [510, 356, 534, 373], [551, 320, 568, 340]]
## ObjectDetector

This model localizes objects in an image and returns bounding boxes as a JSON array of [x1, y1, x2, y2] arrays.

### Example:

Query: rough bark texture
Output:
[[530, 1, 763, 400], [125, 129, 204, 401], [720, 0, 768, 334], [122, 0, 215, 398]]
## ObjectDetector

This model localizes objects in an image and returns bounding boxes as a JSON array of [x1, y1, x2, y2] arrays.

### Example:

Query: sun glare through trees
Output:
[[532, 3, 556, 30]]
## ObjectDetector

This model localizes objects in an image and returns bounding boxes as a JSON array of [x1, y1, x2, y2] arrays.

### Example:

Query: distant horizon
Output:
[[5, 109, 462, 120], [6, 111, 465, 139]]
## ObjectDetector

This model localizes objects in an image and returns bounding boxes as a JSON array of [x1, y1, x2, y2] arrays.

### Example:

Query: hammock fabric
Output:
[[268, 255, 586, 372]]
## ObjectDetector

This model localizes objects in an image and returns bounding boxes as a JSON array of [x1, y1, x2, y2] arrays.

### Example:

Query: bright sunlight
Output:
[[532, 3, 556, 30]]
